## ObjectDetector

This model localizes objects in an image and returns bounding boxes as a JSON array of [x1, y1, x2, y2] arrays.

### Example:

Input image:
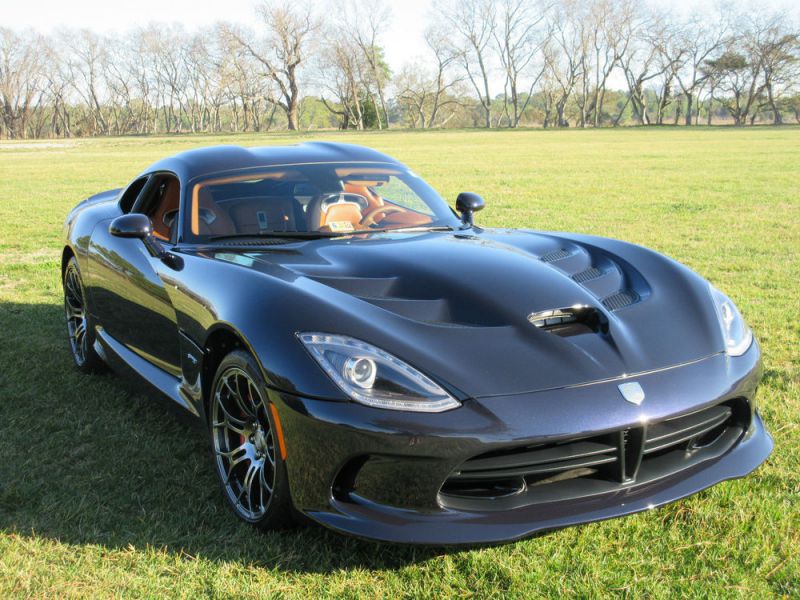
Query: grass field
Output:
[[0, 127, 798, 598]]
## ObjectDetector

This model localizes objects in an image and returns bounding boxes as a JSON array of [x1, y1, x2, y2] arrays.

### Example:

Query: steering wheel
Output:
[[360, 205, 404, 227], [320, 192, 369, 212]]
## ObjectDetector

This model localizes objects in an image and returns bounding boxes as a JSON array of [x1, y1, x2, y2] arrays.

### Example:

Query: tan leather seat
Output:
[[228, 197, 296, 234], [151, 179, 180, 240], [196, 188, 236, 236]]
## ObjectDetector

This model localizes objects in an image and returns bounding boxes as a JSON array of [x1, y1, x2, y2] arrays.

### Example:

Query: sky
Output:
[[5, 0, 800, 75], [3, 0, 435, 68]]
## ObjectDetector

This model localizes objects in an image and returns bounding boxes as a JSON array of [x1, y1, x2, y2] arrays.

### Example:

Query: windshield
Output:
[[184, 163, 460, 242]]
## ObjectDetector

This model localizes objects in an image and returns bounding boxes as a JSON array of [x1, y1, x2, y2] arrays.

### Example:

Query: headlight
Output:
[[709, 284, 753, 356], [298, 333, 460, 412]]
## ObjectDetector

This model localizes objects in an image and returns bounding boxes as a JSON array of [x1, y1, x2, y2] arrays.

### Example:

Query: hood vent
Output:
[[527, 305, 607, 337], [572, 267, 603, 283], [540, 248, 572, 263], [602, 290, 639, 311]]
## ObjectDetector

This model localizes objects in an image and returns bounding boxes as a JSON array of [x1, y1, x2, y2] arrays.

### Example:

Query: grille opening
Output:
[[440, 434, 620, 501], [527, 466, 600, 487], [691, 420, 729, 449], [442, 478, 526, 499], [440, 399, 749, 511]]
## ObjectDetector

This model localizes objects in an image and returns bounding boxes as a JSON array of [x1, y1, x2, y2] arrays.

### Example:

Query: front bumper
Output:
[[272, 345, 772, 545]]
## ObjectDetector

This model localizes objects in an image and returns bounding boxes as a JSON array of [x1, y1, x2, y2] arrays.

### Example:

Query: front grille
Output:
[[439, 399, 749, 510]]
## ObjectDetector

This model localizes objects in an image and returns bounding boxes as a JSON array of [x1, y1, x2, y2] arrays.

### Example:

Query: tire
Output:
[[63, 256, 104, 373], [208, 349, 293, 530]]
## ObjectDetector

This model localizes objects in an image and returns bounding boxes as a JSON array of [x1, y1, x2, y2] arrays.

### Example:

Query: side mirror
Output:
[[455, 192, 485, 226], [109, 213, 153, 239]]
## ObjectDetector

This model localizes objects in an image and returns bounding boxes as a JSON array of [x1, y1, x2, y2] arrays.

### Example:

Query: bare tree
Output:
[[223, 1, 320, 130], [436, 0, 496, 128], [316, 33, 369, 130], [547, 2, 585, 127], [619, 14, 673, 125], [0, 29, 47, 138], [673, 14, 727, 126], [395, 26, 464, 128], [339, 0, 392, 129], [755, 16, 800, 124], [63, 29, 111, 135], [493, 0, 549, 127], [584, 0, 635, 126]]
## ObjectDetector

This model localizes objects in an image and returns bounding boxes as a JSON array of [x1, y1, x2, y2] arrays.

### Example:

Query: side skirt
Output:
[[94, 326, 201, 419]]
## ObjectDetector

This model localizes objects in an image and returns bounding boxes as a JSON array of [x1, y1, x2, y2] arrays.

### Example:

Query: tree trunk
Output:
[[286, 101, 299, 130], [685, 92, 693, 126]]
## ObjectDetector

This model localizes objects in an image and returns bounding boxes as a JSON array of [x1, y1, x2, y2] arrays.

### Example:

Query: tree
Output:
[[223, 1, 320, 130], [435, 0, 496, 128], [395, 27, 464, 129], [618, 14, 672, 125], [674, 14, 727, 126], [493, 0, 549, 127], [703, 50, 760, 125], [0, 29, 47, 138], [755, 18, 799, 124], [338, 0, 392, 129]]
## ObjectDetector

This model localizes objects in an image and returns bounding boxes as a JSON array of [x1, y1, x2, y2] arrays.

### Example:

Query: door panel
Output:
[[87, 222, 182, 376]]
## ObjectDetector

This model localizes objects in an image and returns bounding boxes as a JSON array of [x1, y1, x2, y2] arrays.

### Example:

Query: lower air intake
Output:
[[439, 398, 748, 511]]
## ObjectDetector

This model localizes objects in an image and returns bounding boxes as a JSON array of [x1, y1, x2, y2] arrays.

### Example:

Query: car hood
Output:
[[216, 229, 724, 399]]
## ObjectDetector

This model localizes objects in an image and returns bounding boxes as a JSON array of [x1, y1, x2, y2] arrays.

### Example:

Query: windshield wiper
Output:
[[353, 225, 458, 235], [208, 231, 345, 241]]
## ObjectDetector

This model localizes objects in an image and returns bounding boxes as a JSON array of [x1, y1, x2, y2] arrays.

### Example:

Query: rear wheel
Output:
[[209, 350, 293, 530], [63, 256, 103, 373]]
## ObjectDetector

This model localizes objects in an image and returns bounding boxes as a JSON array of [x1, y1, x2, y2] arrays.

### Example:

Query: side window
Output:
[[118, 177, 148, 213], [378, 176, 434, 215], [136, 175, 181, 243]]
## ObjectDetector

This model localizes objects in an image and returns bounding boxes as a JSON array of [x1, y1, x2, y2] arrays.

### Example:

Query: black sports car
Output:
[[61, 143, 772, 544]]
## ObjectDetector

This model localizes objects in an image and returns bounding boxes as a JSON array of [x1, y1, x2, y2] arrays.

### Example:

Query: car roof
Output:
[[140, 142, 403, 182]]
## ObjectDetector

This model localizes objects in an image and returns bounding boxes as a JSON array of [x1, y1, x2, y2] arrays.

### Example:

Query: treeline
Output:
[[1, 0, 799, 139]]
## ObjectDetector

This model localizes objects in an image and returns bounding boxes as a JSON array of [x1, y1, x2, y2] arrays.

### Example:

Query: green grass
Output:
[[1, 128, 798, 598]]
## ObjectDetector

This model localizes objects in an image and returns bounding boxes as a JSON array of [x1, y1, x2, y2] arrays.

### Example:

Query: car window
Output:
[[374, 175, 434, 215], [118, 177, 148, 213], [184, 163, 460, 242]]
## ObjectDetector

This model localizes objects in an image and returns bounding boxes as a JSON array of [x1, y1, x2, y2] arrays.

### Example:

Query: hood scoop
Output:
[[527, 305, 608, 338]]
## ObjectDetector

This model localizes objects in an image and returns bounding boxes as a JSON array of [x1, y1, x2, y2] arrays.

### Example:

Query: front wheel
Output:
[[63, 256, 103, 373], [209, 350, 293, 530]]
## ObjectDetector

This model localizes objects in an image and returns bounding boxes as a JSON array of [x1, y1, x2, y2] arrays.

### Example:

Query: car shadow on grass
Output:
[[0, 301, 485, 573]]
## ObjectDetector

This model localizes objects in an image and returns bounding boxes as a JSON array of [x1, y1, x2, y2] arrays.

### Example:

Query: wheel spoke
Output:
[[227, 375, 256, 419], [259, 460, 273, 495], [214, 393, 249, 433], [242, 461, 260, 513], [247, 379, 263, 416], [65, 293, 82, 313], [265, 431, 276, 467], [65, 272, 81, 302]]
